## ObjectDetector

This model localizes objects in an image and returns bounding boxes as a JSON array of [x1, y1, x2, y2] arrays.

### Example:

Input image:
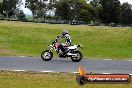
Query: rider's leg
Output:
[[58, 45, 65, 54]]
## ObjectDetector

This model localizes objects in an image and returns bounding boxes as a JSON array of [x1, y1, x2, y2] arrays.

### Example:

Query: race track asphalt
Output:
[[0, 57, 132, 74]]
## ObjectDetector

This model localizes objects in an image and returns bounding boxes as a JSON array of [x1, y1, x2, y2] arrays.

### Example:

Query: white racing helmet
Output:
[[62, 30, 68, 35]]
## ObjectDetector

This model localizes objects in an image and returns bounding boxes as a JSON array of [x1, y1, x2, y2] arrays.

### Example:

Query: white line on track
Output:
[[8, 70, 132, 75], [19, 56, 26, 57], [71, 72, 79, 74], [102, 73, 112, 74], [103, 59, 112, 61], [128, 60, 132, 61], [13, 70, 25, 72], [17, 56, 132, 62], [41, 71, 55, 73]]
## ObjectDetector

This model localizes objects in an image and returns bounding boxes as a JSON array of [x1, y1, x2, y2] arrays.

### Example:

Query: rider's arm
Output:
[[57, 35, 65, 38]]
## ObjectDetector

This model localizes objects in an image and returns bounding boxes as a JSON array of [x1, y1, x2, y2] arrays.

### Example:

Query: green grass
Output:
[[0, 20, 132, 59], [26, 16, 33, 21], [0, 71, 132, 88]]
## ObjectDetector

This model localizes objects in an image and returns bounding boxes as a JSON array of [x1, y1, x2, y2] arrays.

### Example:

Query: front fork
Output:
[[48, 47, 54, 53]]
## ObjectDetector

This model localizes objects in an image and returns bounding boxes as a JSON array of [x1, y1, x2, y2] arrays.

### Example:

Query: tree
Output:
[[0, 2, 3, 17], [119, 3, 132, 24], [69, 0, 89, 20], [25, 0, 48, 22], [90, 0, 100, 7], [90, 0, 102, 21], [49, 0, 56, 3], [55, 0, 70, 20], [0, 2, 5, 19], [1, 0, 23, 18], [54, 0, 90, 21], [0, 2, 2, 12], [17, 10, 26, 21], [25, 0, 38, 21], [79, 3, 95, 22], [35, 0, 47, 22], [100, 0, 121, 23]]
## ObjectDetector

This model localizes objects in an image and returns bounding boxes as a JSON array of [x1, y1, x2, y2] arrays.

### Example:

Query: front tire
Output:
[[71, 51, 83, 62], [41, 50, 53, 61]]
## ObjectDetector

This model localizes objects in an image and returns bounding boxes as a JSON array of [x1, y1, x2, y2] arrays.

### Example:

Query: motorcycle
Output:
[[41, 38, 83, 62]]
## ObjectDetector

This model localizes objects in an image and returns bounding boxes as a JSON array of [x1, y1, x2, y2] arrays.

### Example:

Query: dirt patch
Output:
[[0, 48, 16, 56]]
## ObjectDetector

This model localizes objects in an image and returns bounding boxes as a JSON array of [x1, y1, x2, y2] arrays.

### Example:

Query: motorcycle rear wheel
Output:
[[71, 51, 82, 62], [41, 50, 53, 61]]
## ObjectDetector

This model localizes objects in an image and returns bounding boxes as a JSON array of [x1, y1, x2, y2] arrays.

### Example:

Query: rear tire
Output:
[[41, 50, 53, 61], [71, 51, 82, 62]]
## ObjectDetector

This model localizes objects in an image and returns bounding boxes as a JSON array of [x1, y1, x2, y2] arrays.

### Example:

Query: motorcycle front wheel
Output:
[[41, 50, 53, 61], [71, 51, 83, 62]]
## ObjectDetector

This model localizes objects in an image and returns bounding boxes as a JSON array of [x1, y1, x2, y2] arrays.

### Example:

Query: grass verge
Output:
[[0, 71, 132, 88], [0, 20, 132, 59]]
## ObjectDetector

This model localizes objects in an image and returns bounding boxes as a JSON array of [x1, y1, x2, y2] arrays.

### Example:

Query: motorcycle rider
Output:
[[57, 30, 71, 55]]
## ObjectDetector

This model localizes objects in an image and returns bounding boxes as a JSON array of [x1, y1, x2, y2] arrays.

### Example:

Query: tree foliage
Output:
[[120, 3, 132, 24], [100, 0, 121, 23], [54, 0, 94, 22], [1, 0, 22, 18], [0, 0, 132, 25], [25, 0, 48, 22]]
